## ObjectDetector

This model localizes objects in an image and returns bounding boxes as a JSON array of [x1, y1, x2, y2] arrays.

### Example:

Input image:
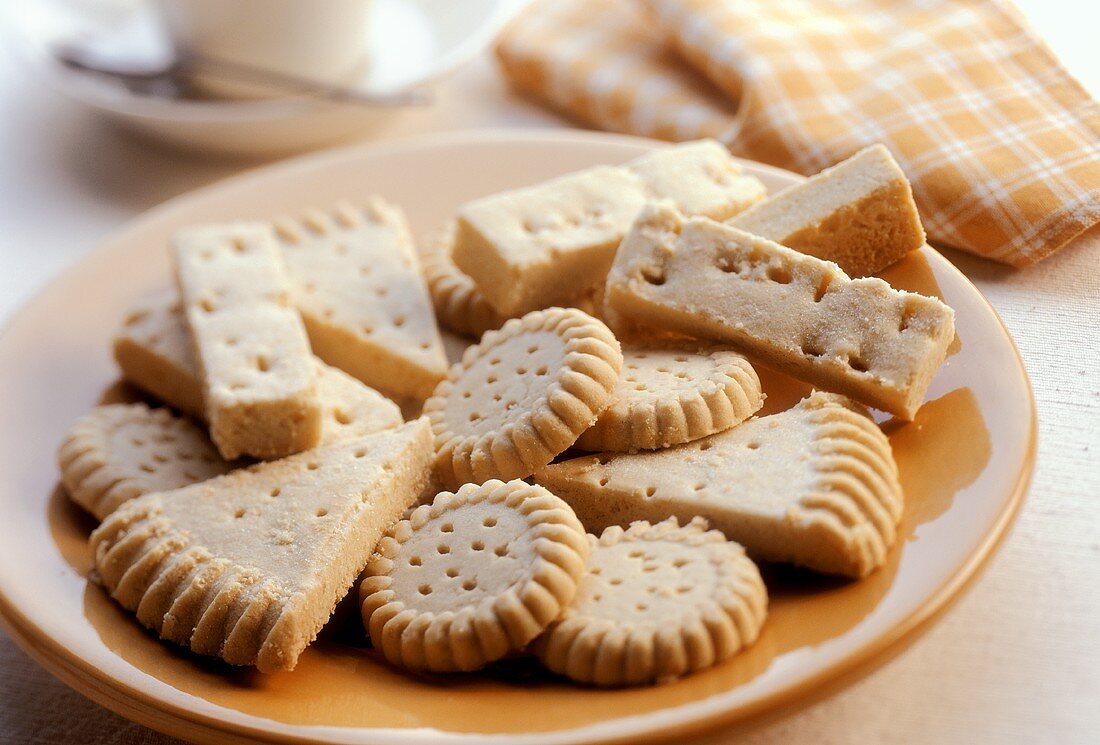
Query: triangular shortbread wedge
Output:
[[606, 203, 955, 419], [535, 393, 903, 578], [113, 294, 403, 444], [90, 419, 433, 672], [728, 144, 926, 277], [453, 140, 766, 317], [173, 223, 322, 460], [58, 403, 232, 521], [274, 198, 448, 401]]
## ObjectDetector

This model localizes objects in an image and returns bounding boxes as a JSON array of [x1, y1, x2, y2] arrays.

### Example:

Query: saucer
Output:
[[3, 0, 530, 157]]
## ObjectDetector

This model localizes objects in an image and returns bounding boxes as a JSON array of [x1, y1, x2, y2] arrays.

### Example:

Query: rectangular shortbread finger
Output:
[[728, 144, 926, 277], [275, 198, 448, 402], [113, 293, 403, 444], [606, 203, 954, 419], [452, 139, 766, 317], [172, 223, 322, 459]]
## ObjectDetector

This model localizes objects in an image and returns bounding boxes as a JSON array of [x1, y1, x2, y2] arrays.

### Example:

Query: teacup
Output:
[[157, 0, 372, 99]]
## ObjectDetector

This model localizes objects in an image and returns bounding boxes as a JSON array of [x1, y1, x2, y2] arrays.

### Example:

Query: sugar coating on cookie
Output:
[[535, 517, 767, 686], [113, 293, 403, 445], [419, 221, 508, 339], [275, 198, 448, 401], [173, 222, 322, 459], [536, 392, 903, 578], [728, 144, 925, 277], [575, 343, 764, 451], [606, 203, 955, 419], [423, 307, 623, 486], [90, 419, 434, 673], [453, 140, 765, 317], [58, 403, 231, 521], [360, 479, 589, 672]]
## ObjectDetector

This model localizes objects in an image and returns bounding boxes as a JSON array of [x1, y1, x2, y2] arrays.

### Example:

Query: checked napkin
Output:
[[497, 0, 1100, 266]]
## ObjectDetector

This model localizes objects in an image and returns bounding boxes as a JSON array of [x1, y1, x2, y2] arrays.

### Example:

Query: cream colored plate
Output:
[[0, 130, 1035, 744]]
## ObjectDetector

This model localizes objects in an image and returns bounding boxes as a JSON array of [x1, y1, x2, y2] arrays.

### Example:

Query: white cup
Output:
[[158, 0, 372, 99]]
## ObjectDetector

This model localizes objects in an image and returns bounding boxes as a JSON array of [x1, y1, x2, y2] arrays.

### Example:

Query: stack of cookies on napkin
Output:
[[58, 139, 954, 686]]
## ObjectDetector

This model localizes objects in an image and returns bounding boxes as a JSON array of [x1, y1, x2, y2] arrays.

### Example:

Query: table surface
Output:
[[1, 2, 1097, 743]]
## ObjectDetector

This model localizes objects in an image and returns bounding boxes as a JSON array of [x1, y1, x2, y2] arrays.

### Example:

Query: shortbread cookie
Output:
[[575, 343, 763, 451], [606, 204, 955, 419], [536, 393, 903, 577], [453, 140, 765, 317], [113, 294, 402, 443], [596, 299, 690, 346], [275, 199, 448, 401], [90, 419, 433, 673], [496, 0, 737, 143], [535, 518, 767, 686], [419, 222, 509, 339], [58, 403, 231, 521], [360, 479, 588, 672], [114, 298, 206, 419], [728, 144, 925, 277], [419, 222, 606, 339], [173, 223, 322, 459], [423, 308, 623, 486]]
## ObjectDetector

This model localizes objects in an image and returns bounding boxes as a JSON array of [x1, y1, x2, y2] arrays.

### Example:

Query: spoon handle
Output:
[[186, 55, 433, 107], [54, 44, 432, 107]]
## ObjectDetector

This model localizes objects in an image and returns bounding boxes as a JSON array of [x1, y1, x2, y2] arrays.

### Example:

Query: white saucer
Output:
[[3, 0, 529, 157]]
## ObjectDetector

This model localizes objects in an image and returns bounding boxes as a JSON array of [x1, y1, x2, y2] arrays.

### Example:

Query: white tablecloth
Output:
[[1, 4, 1098, 742]]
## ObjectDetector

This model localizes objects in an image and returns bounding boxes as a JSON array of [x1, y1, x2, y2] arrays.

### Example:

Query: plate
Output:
[[2, 0, 529, 157], [0, 130, 1035, 744]]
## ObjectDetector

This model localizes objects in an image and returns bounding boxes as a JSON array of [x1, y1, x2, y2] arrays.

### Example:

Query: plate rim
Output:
[[0, 128, 1038, 745]]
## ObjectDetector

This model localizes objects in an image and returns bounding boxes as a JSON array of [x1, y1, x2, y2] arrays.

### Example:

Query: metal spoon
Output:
[[54, 42, 433, 106]]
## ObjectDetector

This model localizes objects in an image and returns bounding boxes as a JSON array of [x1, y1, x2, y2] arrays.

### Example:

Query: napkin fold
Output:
[[497, 0, 1100, 266]]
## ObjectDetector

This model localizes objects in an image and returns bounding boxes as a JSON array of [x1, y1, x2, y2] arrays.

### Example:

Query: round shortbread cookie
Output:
[[423, 307, 623, 485], [535, 517, 768, 687], [574, 343, 764, 452], [419, 222, 508, 339], [359, 479, 589, 672], [58, 403, 231, 521]]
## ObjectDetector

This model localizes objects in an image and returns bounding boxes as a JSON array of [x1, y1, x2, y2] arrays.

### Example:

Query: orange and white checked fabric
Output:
[[497, 0, 1100, 266]]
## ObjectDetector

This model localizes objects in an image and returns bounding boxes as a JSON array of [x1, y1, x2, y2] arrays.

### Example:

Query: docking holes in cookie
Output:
[[535, 517, 768, 686], [58, 403, 230, 521], [423, 307, 623, 486], [360, 479, 589, 672]]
